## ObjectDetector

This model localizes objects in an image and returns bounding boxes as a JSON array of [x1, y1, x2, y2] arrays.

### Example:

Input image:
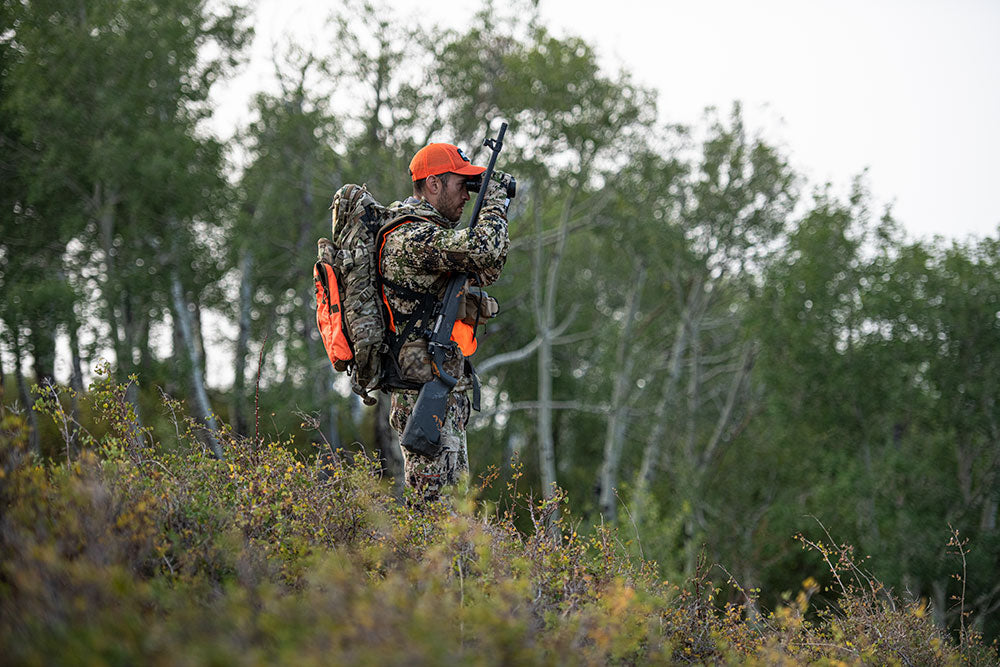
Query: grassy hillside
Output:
[[0, 375, 995, 665]]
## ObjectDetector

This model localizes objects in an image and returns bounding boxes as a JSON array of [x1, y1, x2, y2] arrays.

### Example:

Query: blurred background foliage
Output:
[[2, 0, 998, 644]]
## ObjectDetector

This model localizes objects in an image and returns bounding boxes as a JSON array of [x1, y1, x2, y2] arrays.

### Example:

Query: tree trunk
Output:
[[171, 305, 185, 386], [685, 320, 703, 467], [275, 313, 291, 386], [94, 183, 141, 423], [537, 330, 557, 494], [374, 392, 403, 496], [232, 248, 254, 436], [636, 315, 688, 494], [68, 318, 85, 393], [631, 275, 707, 535], [700, 342, 756, 469], [931, 579, 948, 630], [67, 319, 85, 450], [12, 334, 40, 455], [28, 324, 56, 387], [0, 342, 6, 401], [121, 292, 138, 367], [982, 497, 998, 531], [634, 275, 708, 531], [192, 297, 208, 383], [94, 183, 125, 368], [170, 272, 223, 459], [533, 190, 574, 507], [598, 264, 646, 521], [349, 393, 365, 444], [119, 292, 145, 428], [106, 295, 125, 371], [137, 313, 153, 377]]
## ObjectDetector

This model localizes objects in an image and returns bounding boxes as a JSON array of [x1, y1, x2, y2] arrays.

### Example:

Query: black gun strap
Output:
[[379, 276, 424, 301], [379, 289, 436, 391], [464, 358, 481, 411]]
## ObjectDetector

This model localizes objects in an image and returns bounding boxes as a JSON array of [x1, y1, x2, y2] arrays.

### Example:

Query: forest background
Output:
[[2, 0, 999, 645]]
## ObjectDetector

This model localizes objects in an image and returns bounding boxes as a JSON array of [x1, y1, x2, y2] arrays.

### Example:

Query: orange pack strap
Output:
[[377, 216, 427, 333]]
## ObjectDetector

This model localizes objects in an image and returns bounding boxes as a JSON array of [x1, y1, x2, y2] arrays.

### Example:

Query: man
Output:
[[379, 142, 513, 502]]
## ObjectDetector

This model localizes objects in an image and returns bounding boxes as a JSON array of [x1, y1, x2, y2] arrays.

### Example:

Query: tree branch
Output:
[[476, 336, 543, 374]]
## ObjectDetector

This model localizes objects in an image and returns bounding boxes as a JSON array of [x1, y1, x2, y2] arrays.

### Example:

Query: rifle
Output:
[[399, 121, 510, 459]]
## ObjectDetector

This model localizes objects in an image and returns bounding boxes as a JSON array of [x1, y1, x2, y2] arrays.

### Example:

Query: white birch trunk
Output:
[[700, 342, 756, 468], [534, 191, 574, 505], [636, 315, 688, 493], [170, 272, 223, 459], [598, 265, 646, 521]]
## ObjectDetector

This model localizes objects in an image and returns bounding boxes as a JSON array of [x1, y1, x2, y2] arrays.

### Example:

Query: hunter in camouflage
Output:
[[381, 142, 513, 502]]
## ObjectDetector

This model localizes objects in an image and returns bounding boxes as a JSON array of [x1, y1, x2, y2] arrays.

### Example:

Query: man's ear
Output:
[[425, 174, 442, 196]]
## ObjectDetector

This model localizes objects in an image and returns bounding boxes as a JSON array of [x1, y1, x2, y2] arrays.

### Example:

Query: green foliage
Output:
[[4, 0, 1000, 655], [1, 382, 994, 665], [729, 184, 1000, 645], [1, 0, 250, 396]]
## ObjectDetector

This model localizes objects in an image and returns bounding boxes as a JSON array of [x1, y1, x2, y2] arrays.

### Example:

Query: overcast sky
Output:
[[217, 0, 1000, 242]]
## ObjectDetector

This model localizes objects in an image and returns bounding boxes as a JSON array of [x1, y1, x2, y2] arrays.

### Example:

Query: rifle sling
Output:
[[379, 289, 436, 391], [464, 358, 481, 411]]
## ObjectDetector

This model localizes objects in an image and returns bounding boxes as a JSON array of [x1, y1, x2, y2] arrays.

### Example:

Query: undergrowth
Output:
[[0, 371, 994, 665]]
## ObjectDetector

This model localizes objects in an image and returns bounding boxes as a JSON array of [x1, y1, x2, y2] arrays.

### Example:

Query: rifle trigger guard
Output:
[[427, 340, 456, 354]]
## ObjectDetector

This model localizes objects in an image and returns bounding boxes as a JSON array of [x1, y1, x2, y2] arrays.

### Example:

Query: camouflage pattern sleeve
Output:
[[382, 194, 509, 287]]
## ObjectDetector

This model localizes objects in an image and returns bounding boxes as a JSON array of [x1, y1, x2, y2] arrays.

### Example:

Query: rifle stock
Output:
[[397, 374, 453, 458], [399, 122, 508, 458], [398, 273, 467, 456]]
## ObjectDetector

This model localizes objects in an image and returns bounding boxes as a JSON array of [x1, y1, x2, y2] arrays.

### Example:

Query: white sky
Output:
[[214, 0, 1000, 243]]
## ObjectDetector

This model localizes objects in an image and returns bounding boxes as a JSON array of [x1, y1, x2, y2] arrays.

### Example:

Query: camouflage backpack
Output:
[[313, 184, 429, 404]]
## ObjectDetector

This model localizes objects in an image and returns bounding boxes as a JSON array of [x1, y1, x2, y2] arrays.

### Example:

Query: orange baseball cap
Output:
[[409, 143, 486, 181]]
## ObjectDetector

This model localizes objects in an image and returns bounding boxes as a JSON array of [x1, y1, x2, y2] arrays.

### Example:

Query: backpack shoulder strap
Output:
[[376, 214, 440, 298], [374, 214, 443, 389], [375, 214, 438, 296]]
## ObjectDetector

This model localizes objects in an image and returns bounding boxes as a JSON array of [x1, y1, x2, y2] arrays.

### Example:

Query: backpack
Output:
[[313, 184, 432, 404]]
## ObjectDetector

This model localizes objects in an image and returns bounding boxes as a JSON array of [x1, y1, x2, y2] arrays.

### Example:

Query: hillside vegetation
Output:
[[0, 375, 994, 666], [5, 0, 1000, 647]]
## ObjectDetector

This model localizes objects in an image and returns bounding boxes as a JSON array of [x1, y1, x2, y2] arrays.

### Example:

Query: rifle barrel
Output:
[[467, 121, 507, 230]]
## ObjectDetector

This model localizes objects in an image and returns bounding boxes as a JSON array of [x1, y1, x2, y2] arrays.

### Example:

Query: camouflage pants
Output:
[[388, 389, 470, 503]]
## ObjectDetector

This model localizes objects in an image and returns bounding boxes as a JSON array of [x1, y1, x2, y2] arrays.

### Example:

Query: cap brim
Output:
[[452, 164, 486, 177]]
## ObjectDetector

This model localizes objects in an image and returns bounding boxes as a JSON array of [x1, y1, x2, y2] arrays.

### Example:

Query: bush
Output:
[[0, 376, 994, 665]]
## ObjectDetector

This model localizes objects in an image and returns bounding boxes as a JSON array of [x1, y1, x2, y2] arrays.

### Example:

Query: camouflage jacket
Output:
[[380, 185, 509, 388]]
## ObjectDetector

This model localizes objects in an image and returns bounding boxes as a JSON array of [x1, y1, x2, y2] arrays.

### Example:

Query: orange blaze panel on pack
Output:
[[314, 262, 352, 365]]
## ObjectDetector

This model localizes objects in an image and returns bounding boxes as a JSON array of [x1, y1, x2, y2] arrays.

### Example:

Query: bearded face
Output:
[[428, 172, 470, 223]]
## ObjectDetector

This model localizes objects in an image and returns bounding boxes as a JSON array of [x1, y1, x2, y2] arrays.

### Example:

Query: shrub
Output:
[[0, 377, 994, 665]]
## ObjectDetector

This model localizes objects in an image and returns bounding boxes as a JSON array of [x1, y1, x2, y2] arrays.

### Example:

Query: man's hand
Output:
[[486, 170, 516, 201]]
